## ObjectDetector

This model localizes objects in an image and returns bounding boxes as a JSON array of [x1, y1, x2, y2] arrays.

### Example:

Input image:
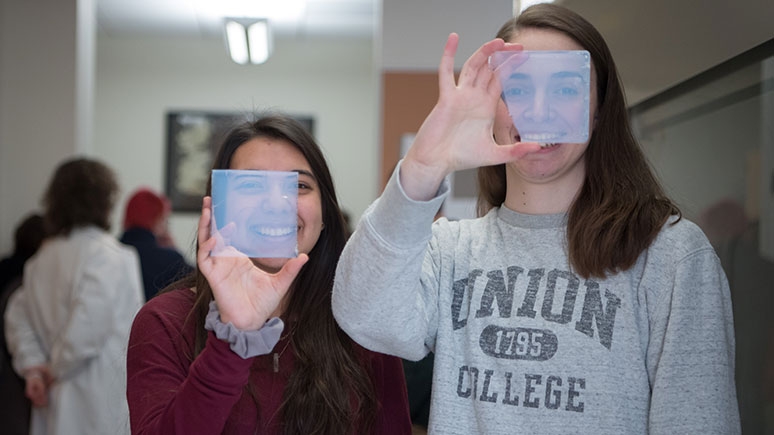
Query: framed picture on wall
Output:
[[165, 111, 314, 212]]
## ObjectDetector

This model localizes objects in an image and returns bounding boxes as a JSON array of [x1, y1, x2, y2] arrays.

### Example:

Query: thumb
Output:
[[219, 222, 237, 246], [273, 254, 309, 291], [212, 222, 237, 254], [489, 141, 541, 164]]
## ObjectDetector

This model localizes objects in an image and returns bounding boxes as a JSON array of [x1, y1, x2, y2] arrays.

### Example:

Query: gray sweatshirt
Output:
[[332, 165, 740, 434]]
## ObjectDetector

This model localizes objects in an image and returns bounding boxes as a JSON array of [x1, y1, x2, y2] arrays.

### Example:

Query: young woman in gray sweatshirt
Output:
[[332, 4, 739, 434]]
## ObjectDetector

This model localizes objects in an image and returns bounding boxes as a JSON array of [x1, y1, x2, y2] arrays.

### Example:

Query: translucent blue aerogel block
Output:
[[210, 169, 298, 258], [490, 50, 591, 144]]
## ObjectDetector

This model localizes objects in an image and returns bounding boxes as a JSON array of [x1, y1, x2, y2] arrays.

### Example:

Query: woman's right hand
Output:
[[196, 196, 308, 330], [400, 33, 540, 201]]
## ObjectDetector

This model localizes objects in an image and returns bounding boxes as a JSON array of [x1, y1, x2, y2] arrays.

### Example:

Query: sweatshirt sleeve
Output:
[[332, 162, 447, 361], [126, 300, 253, 434], [646, 246, 740, 434]]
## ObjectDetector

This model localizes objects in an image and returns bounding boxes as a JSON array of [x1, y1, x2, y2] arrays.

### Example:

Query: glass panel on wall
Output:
[[630, 39, 774, 434]]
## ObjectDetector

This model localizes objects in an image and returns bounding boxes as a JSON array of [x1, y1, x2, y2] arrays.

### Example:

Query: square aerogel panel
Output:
[[490, 50, 591, 144], [210, 169, 298, 258]]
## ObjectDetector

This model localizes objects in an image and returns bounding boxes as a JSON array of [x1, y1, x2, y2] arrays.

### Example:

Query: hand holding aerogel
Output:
[[210, 169, 299, 258], [490, 50, 591, 146]]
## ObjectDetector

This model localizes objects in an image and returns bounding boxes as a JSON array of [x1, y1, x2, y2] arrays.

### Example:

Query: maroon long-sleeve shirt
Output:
[[126, 288, 412, 434]]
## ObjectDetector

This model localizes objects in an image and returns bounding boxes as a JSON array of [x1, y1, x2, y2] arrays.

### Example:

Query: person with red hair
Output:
[[120, 188, 193, 301]]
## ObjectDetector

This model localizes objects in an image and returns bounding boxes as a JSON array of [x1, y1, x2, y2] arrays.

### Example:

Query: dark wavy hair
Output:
[[43, 158, 119, 236], [477, 3, 680, 278], [13, 214, 48, 260], [178, 114, 377, 434]]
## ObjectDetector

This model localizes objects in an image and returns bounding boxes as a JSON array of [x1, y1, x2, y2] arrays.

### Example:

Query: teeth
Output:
[[250, 226, 295, 237], [539, 142, 558, 148], [523, 133, 561, 142]]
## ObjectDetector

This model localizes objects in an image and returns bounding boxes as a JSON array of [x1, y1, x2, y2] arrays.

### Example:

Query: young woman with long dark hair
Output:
[[127, 114, 411, 434]]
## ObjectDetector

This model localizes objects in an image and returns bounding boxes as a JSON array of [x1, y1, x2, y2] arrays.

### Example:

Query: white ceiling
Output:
[[95, 0, 774, 104], [96, 0, 377, 39]]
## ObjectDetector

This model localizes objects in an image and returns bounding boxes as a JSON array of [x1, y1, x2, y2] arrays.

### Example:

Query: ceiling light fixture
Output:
[[225, 18, 273, 65]]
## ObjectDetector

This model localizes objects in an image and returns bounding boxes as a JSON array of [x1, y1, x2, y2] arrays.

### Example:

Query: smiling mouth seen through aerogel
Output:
[[518, 133, 560, 149], [522, 133, 562, 149], [249, 225, 295, 237]]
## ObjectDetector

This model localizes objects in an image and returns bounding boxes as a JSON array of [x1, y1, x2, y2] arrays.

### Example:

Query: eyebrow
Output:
[[508, 71, 583, 81], [294, 169, 316, 180], [508, 72, 530, 80], [232, 170, 314, 178], [233, 173, 267, 182], [230, 172, 312, 185], [551, 71, 583, 80]]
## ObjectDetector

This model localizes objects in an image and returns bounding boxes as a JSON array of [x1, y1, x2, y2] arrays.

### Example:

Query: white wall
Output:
[[0, 0, 93, 255], [95, 35, 379, 259], [381, 0, 512, 71]]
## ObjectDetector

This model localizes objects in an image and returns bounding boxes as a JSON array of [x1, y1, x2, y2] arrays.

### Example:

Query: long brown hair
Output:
[[477, 3, 680, 278], [178, 114, 377, 433]]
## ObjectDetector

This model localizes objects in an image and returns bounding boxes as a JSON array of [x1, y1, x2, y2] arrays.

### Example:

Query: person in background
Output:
[[0, 213, 48, 435], [332, 4, 739, 434], [402, 352, 433, 434], [120, 187, 193, 301], [126, 114, 411, 434], [699, 198, 774, 433], [4, 157, 144, 435], [0, 214, 47, 296]]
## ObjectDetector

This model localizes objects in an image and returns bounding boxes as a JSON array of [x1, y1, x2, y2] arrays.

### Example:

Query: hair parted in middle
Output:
[[477, 3, 680, 278]]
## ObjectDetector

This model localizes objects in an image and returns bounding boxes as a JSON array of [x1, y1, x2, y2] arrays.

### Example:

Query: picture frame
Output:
[[165, 111, 314, 212]]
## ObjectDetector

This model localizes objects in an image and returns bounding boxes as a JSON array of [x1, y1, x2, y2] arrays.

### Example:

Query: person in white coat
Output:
[[4, 157, 144, 435]]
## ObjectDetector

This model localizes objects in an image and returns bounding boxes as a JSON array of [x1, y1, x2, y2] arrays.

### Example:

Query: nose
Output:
[[260, 183, 293, 214], [523, 92, 556, 123]]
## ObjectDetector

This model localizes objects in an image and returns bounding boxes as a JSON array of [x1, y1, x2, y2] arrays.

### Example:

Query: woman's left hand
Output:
[[23, 365, 53, 407], [196, 196, 308, 330]]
